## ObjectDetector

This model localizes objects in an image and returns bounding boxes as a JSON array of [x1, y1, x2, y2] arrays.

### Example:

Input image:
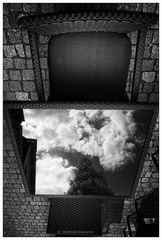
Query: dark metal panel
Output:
[[47, 32, 131, 102], [47, 197, 102, 236]]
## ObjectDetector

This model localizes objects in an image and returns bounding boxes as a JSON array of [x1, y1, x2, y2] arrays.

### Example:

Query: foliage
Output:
[[67, 156, 113, 195]]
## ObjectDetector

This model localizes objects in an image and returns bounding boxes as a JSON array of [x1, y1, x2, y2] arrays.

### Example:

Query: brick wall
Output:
[[3, 115, 52, 237], [3, 3, 159, 102], [3, 3, 52, 101], [117, 3, 159, 102]]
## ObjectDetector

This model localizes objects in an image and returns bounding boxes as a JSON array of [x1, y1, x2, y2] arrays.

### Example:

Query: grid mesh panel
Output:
[[47, 198, 101, 236]]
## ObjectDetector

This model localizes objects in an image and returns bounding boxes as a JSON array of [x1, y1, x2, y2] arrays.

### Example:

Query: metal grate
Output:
[[47, 197, 102, 236]]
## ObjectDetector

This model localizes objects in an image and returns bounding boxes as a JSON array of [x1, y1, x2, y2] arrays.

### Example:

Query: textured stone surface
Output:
[[130, 31, 138, 44], [152, 30, 159, 43], [138, 93, 148, 102], [3, 58, 14, 69], [40, 58, 47, 69], [3, 15, 10, 28], [27, 59, 33, 69], [149, 93, 159, 102], [144, 45, 152, 59], [9, 81, 21, 91], [143, 3, 156, 13], [3, 70, 9, 80], [39, 45, 48, 57], [9, 70, 21, 81], [23, 81, 36, 92], [14, 58, 25, 69], [4, 45, 17, 57], [143, 83, 154, 93], [131, 45, 136, 58], [3, 2, 159, 103], [25, 45, 31, 58], [41, 70, 46, 80], [129, 59, 135, 71], [7, 29, 22, 43], [15, 92, 29, 100], [22, 30, 29, 44], [4, 92, 16, 100], [3, 82, 10, 92], [142, 72, 156, 82], [22, 70, 34, 81], [142, 60, 154, 71], [39, 35, 49, 44], [151, 45, 159, 59], [145, 30, 153, 44], [15, 44, 25, 57], [43, 80, 49, 93], [30, 92, 38, 101], [154, 60, 159, 71], [3, 31, 7, 44]]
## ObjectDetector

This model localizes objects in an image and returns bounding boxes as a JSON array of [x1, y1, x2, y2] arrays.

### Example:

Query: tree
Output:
[[67, 156, 113, 195]]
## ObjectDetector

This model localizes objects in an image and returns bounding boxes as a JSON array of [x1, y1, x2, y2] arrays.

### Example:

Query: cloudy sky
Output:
[[22, 109, 152, 195]]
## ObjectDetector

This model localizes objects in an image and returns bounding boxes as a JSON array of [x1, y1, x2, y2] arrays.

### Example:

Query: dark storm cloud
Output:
[[48, 147, 86, 168]]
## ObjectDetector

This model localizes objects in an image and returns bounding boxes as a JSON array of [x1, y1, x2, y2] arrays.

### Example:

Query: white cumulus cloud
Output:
[[36, 154, 76, 194], [57, 110, 138, 170]]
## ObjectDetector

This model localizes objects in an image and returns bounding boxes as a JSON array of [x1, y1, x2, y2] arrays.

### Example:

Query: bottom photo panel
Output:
[[3, 103, 159, 237]]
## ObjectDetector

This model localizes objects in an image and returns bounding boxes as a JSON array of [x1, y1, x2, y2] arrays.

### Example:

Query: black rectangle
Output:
[[47, 197, 101, 236]]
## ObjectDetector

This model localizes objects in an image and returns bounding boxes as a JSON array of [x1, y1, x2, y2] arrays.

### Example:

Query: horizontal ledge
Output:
[[30, 194, 128, 200], [19, 10, 158, 28], [4, 101, 159, 110]]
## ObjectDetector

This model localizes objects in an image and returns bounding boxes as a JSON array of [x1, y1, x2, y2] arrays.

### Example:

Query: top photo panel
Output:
[[3, 3, 159, 103]]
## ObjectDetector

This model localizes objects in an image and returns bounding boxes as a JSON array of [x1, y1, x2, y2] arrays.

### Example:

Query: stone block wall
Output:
[[3, 3, 159, 102], [3, 115, 51, 237], [117, 3, 159, 102], [3, 3, 51, 101]]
